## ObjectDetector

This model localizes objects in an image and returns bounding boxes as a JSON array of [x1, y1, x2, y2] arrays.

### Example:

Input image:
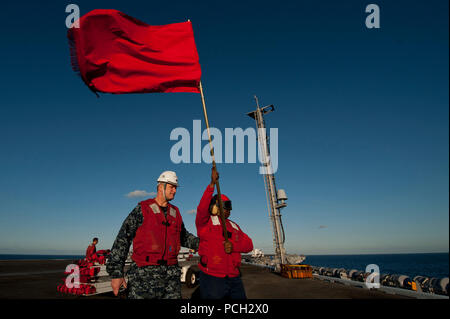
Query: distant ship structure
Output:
[[245, 249, 306, 269], [250, 249, 264, 258]]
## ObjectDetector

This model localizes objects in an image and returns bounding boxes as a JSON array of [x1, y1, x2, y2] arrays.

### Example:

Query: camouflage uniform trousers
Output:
[[126, 262, 182, 299]]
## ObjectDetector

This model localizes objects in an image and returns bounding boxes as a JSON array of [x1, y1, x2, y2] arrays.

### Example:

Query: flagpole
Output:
[[199, 81, 229, 242]]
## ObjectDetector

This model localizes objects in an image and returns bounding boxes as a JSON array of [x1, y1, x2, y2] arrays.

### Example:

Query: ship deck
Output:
[[0, 259, 412, 299]]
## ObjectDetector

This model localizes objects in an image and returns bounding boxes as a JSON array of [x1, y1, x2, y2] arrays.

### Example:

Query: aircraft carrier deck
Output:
[[0, 259, 411, 299]]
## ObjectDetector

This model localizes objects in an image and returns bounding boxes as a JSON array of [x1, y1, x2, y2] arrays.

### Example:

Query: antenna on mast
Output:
[[247, 96, 287, 272]]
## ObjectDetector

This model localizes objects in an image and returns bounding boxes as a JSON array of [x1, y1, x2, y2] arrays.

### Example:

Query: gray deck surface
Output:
[[0, 260, 409, 299]]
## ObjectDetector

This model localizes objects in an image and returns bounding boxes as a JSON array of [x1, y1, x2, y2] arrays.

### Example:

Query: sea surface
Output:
[[305, 253, 449, 279]]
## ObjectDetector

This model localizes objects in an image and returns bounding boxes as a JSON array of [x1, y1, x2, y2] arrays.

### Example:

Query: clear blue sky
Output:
[[0, 0, 448, 255]]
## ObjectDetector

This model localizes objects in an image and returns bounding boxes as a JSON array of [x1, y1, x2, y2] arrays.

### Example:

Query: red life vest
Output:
[[132, 198, 182, 267], [197, 216, 246, 278]]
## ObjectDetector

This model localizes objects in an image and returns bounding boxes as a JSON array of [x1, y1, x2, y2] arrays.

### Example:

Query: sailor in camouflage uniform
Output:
[[106, 171, 199, 299]]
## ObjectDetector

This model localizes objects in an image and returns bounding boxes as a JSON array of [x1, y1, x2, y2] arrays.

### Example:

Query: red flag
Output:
[[68, 9, 201, 94]]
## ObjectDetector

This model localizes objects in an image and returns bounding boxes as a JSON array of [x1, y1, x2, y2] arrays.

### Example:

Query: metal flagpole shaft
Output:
[[199, 81, 229, 242]]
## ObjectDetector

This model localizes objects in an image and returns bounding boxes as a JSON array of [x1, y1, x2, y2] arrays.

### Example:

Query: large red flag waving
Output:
[[68, 9, 201, 94]]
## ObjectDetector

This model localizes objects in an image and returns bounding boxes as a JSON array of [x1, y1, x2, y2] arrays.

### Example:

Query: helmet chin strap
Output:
[[163, 183, 168, 202]]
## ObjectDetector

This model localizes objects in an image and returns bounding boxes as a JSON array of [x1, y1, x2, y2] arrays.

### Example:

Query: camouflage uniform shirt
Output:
[[106, 204, 199, 299]]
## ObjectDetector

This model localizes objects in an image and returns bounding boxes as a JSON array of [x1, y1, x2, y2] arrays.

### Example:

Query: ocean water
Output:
[[305, 253, 449, 279]]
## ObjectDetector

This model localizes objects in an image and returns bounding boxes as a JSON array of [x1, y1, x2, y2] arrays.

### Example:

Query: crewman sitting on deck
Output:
[[85, 237, 98, 259]]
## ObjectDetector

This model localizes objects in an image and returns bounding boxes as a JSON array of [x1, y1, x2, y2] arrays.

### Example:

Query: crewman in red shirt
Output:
[[86, 238, 98, 259], [195, 167, 253, 299]]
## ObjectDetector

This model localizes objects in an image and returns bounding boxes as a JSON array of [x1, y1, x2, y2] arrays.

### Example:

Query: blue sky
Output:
[[0, 0, 448, 255]]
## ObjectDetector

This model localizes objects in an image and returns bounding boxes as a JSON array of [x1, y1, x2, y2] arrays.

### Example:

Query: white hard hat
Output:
[[157, 171, 179, 186]]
